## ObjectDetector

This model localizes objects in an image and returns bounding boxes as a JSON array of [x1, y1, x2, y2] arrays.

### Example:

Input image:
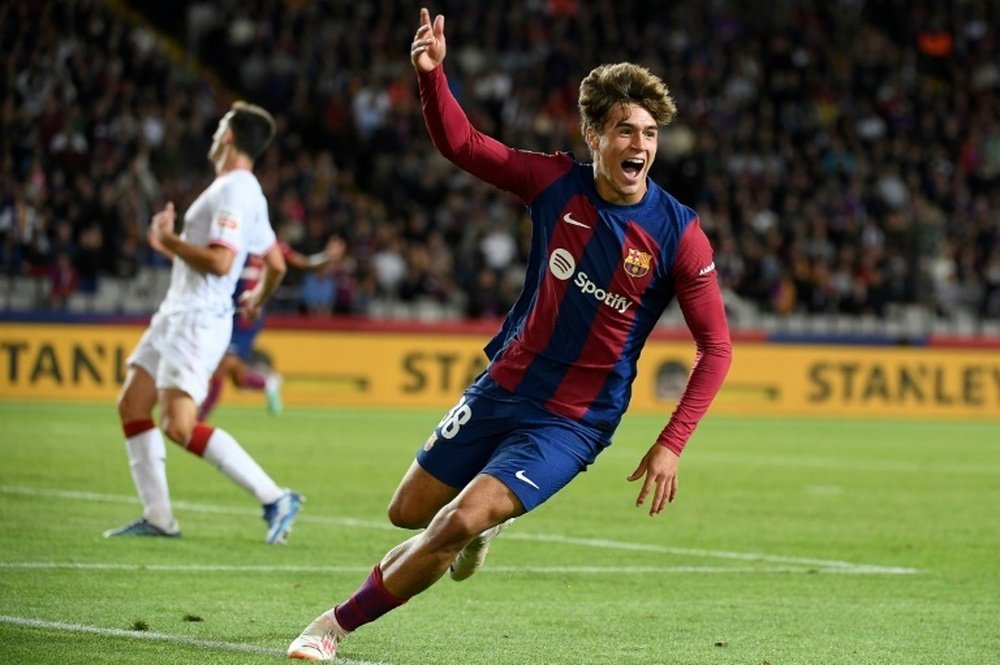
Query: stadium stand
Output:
[[1, 0, 998, 337]]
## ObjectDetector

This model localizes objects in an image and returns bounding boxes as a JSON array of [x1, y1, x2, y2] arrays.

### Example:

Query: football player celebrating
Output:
[[288, 7, 731, 659]]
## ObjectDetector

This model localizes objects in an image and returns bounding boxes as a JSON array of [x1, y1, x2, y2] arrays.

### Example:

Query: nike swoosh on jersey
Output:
[[698, 261, 716, 276], [514, 469, 540, 489], [562, 212, 590, 229]]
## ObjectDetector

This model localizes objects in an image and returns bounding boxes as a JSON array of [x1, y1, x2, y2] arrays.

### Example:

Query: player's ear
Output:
[[585, 126, 599, 152]]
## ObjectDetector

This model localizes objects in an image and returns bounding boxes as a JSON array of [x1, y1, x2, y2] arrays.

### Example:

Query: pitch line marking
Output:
[[0, 485, 919, 575], [689, 451, 1000, 476], [500, 532, 917, 573], [0, 561, 918, 575], [0, 615, 389, 665]]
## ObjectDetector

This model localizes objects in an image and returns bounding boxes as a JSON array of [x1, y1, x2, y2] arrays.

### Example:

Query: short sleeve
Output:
[[247, 217, 277, 257], [207, 179, 248, 253]]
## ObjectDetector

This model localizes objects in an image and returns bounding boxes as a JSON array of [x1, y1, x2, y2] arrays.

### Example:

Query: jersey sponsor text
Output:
[[574, 271, 633, 314]]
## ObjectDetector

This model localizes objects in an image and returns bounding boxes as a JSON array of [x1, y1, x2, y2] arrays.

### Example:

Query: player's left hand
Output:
[[411, 7, 446, 72], [238, 289, 263, 321], [627, 444, 679, 516], [147, 223, 167, 256], [149, 202, 176, 245]]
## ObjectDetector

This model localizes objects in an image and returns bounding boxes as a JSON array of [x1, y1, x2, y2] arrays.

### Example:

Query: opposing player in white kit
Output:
[[105, 101, 303, 544]]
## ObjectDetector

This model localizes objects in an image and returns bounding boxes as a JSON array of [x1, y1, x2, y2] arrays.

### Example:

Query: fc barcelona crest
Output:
[[624, 248, 652, 278]]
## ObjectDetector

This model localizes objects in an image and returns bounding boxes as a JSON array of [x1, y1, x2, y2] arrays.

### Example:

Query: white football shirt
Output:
[[158, 169, 276, 315]]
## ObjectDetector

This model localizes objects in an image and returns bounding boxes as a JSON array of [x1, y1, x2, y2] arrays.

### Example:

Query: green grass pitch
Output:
[[0, 400, 997, 664]]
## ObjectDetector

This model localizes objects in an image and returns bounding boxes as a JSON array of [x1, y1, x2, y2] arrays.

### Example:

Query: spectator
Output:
[[47, 250, 78, 309], [2, 0, 998, 327]]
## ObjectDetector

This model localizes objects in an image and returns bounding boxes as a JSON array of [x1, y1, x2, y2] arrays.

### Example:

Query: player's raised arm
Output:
[[411, 6, 553, 201]]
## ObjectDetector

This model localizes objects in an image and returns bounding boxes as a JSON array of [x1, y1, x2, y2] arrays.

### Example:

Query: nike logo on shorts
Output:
[[514, 469, 540, 490]]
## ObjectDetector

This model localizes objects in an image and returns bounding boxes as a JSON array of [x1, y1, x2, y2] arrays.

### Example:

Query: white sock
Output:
[[201, 427, 283, 505], [125, 428, 175, 529]]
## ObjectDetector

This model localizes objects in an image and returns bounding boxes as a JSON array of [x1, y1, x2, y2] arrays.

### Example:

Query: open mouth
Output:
[[621, 157, 645, 181]]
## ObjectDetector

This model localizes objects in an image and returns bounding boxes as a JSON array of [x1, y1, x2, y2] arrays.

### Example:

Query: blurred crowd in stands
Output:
[[2, 0, 999, 324]]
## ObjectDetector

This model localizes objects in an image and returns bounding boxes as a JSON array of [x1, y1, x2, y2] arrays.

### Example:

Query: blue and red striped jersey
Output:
[[419, 66, 731, 453]]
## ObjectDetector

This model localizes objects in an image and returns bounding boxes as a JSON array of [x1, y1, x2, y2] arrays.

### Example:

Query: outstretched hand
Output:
[[411, 7, 446, 72], [627, 444, 680, 516]]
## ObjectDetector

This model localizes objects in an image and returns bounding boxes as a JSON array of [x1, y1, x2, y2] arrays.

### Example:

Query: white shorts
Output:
[[127, 309, 233, 406]]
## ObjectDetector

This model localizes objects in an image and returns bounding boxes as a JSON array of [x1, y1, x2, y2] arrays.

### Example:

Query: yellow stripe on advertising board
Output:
[[0, 324, 139, 400], [633, 344, 1000, 419], [1, 323, 997, 420]]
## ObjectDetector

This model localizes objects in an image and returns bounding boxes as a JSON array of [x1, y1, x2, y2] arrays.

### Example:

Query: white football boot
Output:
[[287, 610, 345, 661], [449, 517, 516, 581]]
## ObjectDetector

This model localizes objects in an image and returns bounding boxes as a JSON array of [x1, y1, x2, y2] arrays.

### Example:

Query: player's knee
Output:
[[159, 415, 192, 446], [117, 388, 148, 423], [116, 393, 132, 421], [433, 506, 482, 547], [386, 497, 430, 529], [385, 501, 408, 528]]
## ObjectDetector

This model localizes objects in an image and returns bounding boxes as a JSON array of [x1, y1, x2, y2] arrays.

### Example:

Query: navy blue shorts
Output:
[[416, 375, 611, 512], [227, 315, 263, 360]]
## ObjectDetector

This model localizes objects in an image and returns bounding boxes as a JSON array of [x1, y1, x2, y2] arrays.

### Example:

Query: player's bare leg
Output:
[[449, 515, 517, 581], [105, 366, 180, 537], [117, 365, 158, 423], [157, 388, 198, 446], [160, 388, 302, 544], [385, 461, 515, 579], [386, 460, 461, 529], [382, 474, 522, 595], [289, 475, 522, 660], [225, 354, 265, 393]]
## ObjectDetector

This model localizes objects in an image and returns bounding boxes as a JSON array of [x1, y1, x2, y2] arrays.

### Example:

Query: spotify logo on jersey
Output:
[[548, 246, 634, 314], [549, 248, 576, 280]]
